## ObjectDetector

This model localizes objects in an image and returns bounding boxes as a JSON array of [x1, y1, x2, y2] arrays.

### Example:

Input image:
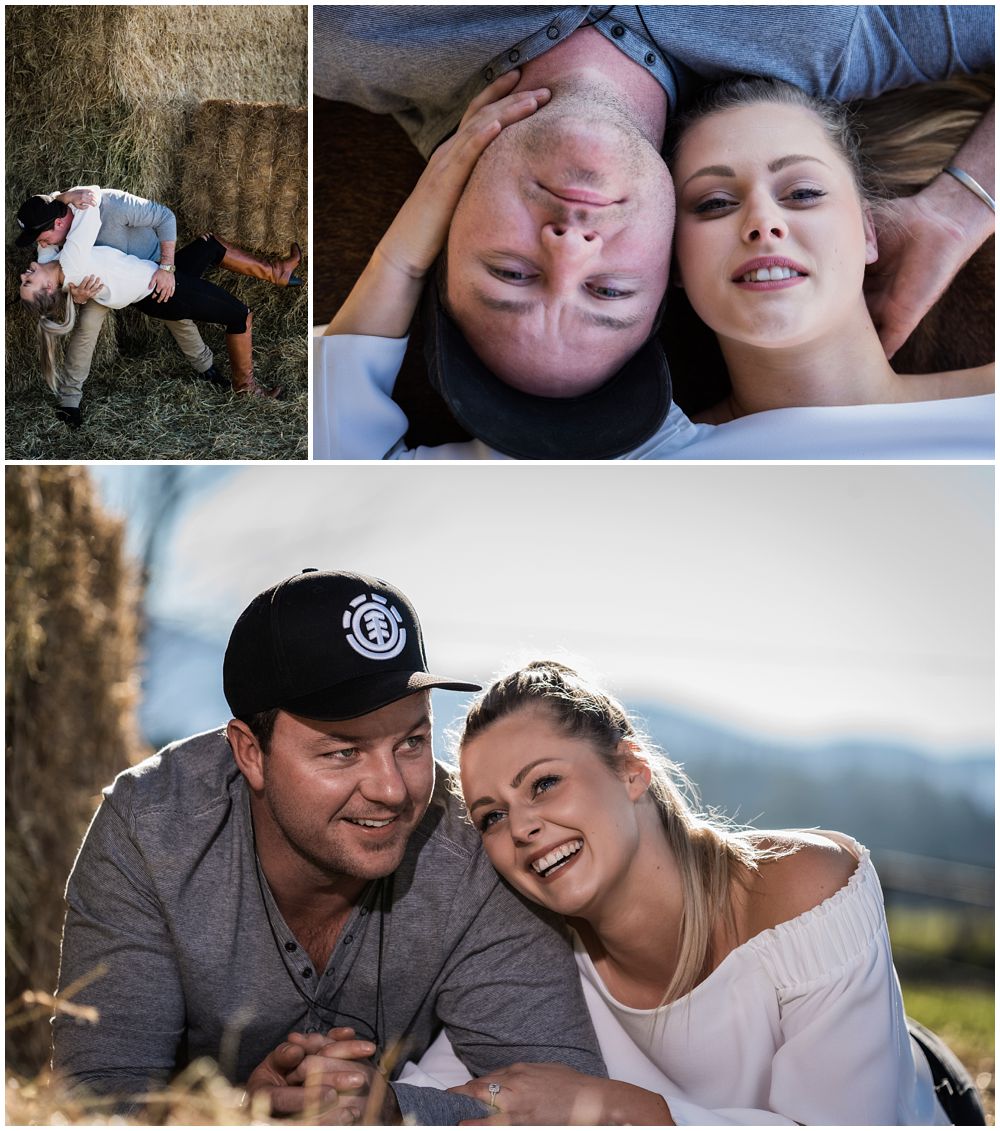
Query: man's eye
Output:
[[400, 735, 427, 753], [587, 283, 632, 299], [490, 267, 535, 283]]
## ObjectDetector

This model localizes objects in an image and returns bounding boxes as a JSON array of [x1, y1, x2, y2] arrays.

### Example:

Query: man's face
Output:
[[446, 82, 674, 397], [253, 692, 435, 882], [36, 213, 71, 249]]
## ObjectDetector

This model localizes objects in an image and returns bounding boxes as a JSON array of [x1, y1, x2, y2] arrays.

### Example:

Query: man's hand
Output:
[[68, 275, 104, 304], [57, 188, 98, 210], [864, 190, 978, 360], [376, 69, 551, 280], [150, 267, 176, 303], [245, 1027, 400, 1124]]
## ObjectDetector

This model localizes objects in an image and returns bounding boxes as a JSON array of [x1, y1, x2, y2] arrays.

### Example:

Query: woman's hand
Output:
[[376, 69, 550, 280], [67, 275, 103, 304], [58, 188, 98, 210], [449, 1064, 674, 1126]]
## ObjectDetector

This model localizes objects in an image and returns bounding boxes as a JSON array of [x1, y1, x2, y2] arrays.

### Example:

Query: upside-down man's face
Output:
[[446, 79, 674, 398]]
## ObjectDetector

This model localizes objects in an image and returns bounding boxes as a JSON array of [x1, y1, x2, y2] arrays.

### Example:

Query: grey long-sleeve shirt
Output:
[[53, 729, 605, 1124], [314, 5, 995, 159], [42, 185, 177, 262]]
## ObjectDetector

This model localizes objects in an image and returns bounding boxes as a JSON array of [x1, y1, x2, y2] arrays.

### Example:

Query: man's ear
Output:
[[862, 202, 878, 265], [227, 719, 266, 791]]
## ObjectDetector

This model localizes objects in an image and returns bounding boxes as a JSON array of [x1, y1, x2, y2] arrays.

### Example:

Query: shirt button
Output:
[[546, 25, 559, 39], [508, 49, 520, 63], [284, 942, 297, 952], [359, 907, 369, 917], [302, 967, 313, 978], [611, 24, 625, 37], [645, 52, 657, 66], [343, 934, 354, 946], [485, 67, 494, 80]]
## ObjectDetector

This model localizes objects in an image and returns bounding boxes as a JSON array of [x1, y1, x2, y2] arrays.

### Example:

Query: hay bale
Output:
[[179, 102, 307, 253], [5, 5, 308, 453], [5, 466, 145, 1075]]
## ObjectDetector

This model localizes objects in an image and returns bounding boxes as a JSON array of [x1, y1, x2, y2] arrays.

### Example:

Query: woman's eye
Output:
[[479, 810, 505, 831], [692, 196, 736, 215], [532, 774, 560, 796], [784, 187, 827, 204]]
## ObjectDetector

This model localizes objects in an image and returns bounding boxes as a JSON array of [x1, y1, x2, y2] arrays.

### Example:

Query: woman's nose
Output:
[[508, 807, 543, 844], [742, 206, 787, 243]]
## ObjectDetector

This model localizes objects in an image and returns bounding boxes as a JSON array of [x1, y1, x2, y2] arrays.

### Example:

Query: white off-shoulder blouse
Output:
[[575, 837, 947, 1125]]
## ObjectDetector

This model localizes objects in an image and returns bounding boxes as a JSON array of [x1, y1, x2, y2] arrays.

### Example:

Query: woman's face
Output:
[[459, 705, 645, 921], [18, 261, 59, 306], [672, 102, 877, 350]]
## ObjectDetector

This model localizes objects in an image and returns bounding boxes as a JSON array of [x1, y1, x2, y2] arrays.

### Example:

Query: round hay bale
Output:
[[5, 466, 145, 1075]]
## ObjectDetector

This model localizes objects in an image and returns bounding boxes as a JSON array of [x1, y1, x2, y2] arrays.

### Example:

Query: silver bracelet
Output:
[[943, 165, 996, 213]]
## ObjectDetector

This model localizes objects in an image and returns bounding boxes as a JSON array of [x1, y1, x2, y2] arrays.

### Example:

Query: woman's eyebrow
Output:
[[681, 154, 829, 189]]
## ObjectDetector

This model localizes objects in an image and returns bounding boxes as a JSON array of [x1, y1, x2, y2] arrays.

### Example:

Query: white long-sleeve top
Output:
[[313, 333, 994, 461], [57, 188, 157, 309], [405, 838, 947, 1125]]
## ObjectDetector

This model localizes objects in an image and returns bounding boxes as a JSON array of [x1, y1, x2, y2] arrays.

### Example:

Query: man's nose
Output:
[[541, 221, 602, 256], [360, 751, 407, 806]]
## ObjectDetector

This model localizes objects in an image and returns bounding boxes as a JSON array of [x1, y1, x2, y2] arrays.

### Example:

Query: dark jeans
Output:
[[132, 236, 248, 334], [909, 1017, 985, 1124]]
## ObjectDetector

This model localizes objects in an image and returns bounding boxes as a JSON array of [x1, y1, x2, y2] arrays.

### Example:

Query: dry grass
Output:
[[5, 5, 308, 459], [5, 467, 146, 1076]]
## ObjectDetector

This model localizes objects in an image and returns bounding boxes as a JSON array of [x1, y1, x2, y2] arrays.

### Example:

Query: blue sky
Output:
[[93, 464, 994, 751]]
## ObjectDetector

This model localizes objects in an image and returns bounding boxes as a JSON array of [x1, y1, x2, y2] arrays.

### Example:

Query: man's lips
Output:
[[732, 256, 808, 284]]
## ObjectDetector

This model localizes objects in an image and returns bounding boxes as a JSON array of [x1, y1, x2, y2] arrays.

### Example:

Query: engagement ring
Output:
[[488, 1082, 501, 1109]]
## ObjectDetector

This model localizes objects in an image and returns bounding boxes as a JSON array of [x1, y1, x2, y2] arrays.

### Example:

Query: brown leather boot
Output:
[[217, 237, 302, 286], [226, 312, 282, 398]]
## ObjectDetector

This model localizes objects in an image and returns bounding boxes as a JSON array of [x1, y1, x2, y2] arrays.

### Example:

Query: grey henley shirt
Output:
[[53, 729, 605, 1124]]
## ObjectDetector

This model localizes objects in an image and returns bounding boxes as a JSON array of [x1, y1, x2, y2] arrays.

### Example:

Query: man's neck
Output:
[[516, 25, 668, 148]]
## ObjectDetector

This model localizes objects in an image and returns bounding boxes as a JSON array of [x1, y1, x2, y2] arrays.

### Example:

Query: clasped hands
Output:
[[245, 1026, 397, 1125]]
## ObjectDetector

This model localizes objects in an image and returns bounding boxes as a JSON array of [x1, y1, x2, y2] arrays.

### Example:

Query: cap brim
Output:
[[15, 229, 40, 248], [279, 670, 481, 722], [423, 283, 671, 460]]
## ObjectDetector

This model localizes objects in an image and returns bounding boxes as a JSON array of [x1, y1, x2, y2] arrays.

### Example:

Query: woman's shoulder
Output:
[[740, 830, 863, 940]]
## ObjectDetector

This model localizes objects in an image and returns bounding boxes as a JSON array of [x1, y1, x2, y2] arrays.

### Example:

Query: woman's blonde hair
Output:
[[22, 286, 76, 393], [456, 660, 785, 1004]]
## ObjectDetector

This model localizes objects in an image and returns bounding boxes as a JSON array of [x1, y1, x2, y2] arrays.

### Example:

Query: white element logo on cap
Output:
[[343, 593, 407, 660]]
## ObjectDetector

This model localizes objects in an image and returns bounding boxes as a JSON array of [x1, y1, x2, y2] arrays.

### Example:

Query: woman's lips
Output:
[[732, 256, 809, 290]]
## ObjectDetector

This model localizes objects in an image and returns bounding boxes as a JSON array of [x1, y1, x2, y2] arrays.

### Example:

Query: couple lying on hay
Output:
[[15, 185, 302, 428]]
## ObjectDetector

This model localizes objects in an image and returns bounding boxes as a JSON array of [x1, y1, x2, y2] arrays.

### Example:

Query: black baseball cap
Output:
[[223, 569, 480, 721], [422, 279, 672, 460], [15, 195, 67, 248]]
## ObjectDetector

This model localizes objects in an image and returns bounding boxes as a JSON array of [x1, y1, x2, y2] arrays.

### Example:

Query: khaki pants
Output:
[[57, 302, 215, 408]]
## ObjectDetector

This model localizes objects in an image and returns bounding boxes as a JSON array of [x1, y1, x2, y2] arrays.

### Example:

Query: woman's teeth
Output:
[[741, 266, 804, 282], [532, 839, 583, 876]]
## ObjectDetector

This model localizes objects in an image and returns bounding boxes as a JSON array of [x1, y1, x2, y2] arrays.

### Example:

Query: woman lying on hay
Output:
[[16, 187, 301, 425]]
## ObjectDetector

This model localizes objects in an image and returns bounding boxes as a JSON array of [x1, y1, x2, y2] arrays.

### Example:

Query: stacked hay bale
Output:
[[5, 467, 144, 1076], [5, 6, 308, 457]]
